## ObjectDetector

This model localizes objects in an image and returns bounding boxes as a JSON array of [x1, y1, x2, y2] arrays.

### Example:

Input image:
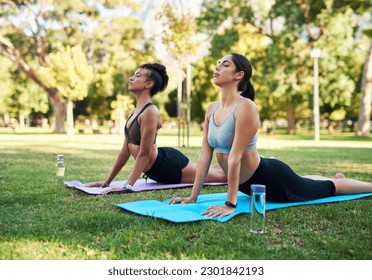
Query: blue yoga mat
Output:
[[114, 191, 372, 223]]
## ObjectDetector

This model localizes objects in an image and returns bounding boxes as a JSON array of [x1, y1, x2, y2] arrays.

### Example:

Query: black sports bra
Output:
[[124, 103, 156, 145]]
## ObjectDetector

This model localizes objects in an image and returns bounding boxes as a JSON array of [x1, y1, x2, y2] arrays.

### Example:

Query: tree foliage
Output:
[[0, 0, 370, 136], [193, 0, 371, 134], [84, 15, 153, 120], [0, 0, 144, 132], [156, 2, 201, 68], [41, 45, 93, 101]]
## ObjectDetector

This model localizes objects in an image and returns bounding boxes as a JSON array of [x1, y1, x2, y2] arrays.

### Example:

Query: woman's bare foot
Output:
[[334, 173, 346, 179]]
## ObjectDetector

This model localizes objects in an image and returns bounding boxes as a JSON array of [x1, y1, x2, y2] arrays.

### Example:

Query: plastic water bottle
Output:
[[250, 184, 266, 234], [55, 154, 65, 186]]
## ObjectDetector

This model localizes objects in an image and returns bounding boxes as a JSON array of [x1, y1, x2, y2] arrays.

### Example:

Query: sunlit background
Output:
[[0, 0, 371, 141]]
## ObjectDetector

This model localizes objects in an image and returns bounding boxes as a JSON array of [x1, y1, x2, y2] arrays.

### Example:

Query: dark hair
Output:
[[139, 63, 169, 96], [229, 53, 255, 101]]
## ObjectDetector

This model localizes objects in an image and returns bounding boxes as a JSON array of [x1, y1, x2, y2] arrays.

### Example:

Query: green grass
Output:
[[0, 128, 371, 260]]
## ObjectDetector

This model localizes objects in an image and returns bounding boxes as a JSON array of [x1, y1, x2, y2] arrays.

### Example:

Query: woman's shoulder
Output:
[[205, 101, 220, 118], [146, 104, 160, 116], [239, 97, 257, 110], [207, 101, 220, 111], [138, 104, 160, 122], [235, 97, 259, 122]]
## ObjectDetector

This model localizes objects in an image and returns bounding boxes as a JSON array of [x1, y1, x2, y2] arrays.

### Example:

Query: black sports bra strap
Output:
[[137, 102, 153, 117], [127, 111, 135, 119]]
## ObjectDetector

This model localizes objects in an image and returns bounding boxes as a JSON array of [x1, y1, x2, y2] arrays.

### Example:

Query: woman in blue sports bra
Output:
[[170, 53, 372, 218], [87, 63, 226, 190]]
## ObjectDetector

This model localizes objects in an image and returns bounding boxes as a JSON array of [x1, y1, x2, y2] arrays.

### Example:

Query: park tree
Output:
[[357, 32, 372, 137], [197, 0, 370, 134], [272, 0, 370, 134], [9, 73, 49, 129], [0, 56, 48, 128], [155, 1, 202, 145], [0, 0, 139, 133], [83, 15, 153, 122], [0, 56, 14, 121], [40, 45, 93, 138], [332, 0, 372, 137], [155, 2, 201, 69], [190, 56, 219, 123]]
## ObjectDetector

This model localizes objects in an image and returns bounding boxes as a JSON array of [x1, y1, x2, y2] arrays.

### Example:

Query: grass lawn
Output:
[[0, 128, 371, 260]]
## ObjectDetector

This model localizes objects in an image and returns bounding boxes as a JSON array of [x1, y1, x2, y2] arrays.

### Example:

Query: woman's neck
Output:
[[220, 86, 241, 108], [134, 92, 152, 109]]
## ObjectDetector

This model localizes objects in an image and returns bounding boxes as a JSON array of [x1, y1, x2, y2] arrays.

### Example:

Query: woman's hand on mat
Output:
[[85, 182, 109, 188], [168, 196, 195, 204], [101, 187, 123, 195], [201, 205, 235, 219]]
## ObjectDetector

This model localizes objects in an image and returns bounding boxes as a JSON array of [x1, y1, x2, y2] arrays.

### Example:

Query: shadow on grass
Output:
[[1, 142, 371, 260]]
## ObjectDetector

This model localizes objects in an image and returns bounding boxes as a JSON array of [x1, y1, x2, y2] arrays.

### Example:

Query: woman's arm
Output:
[[189, 104, 216, 201], [169, 103, 217, 204], [86, 138, 131, 188], [226, 99, 260, 204], [126, 106, 159, 186]]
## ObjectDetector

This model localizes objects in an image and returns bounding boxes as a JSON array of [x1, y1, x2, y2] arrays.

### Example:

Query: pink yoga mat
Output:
[[64, 179, 226, 195]]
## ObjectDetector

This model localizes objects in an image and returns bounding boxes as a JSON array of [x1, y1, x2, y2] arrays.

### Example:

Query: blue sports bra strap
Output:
[[210, 102, 220, 119], [233, 97, 244, 113]]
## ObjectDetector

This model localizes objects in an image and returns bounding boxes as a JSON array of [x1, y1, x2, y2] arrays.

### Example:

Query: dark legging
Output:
[[144, 147, 190, 184], [239, 157, 336, 202]]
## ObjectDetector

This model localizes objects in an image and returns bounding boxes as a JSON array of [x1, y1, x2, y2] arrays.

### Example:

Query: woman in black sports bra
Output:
[[88, 63, 226, 190]]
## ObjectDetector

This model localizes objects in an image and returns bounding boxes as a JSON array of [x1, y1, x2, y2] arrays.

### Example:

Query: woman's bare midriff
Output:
[[216, 150, 261, 184], [128, 143, 158, 172]]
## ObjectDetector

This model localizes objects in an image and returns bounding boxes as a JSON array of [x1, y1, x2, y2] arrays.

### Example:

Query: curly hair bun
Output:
[[140, 63, 169, 96]]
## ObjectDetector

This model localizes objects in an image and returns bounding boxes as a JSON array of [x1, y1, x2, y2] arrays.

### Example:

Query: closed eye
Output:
[[217, 60, 232, 68]]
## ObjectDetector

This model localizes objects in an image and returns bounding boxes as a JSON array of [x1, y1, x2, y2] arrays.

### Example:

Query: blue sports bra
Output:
[[208, 98, 257, 153]]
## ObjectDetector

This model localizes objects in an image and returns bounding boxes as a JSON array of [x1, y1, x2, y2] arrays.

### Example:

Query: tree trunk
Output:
[[19, 62, 66, 133], [66, 98, 74, 139], [50, 93, 66, 134], [23, 68, 66, 133], [0, 35, 66, 133], [356, 42, 372, 137], [19, 110, 25, 130], [287, 103, 296, 134]]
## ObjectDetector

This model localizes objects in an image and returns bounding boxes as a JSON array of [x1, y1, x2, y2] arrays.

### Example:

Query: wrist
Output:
[[225, 201, 237, 209], [124, 181, 133, 190], [190, 195, 198, 203]]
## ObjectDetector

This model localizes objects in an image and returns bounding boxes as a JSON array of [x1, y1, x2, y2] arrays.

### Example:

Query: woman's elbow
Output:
[[137, 151, 151, 161], [198, 150, 214, 164], [228, 154, 242, 166]]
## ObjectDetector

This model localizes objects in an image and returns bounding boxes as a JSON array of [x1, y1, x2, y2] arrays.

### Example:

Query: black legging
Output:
[[239, 157, 336, 202], [144, 147, 190, 184]]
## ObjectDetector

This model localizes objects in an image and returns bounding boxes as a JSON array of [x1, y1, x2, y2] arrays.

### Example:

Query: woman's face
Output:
[[128, 68, 151, 92], [213, 55, 238, 87]]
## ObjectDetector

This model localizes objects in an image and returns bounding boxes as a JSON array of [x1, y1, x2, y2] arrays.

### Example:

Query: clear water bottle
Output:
[[250, 184, 266, 234], [55, 154, 65, 186]]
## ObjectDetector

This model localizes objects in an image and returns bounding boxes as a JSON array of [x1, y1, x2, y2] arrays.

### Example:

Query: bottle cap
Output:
[[57, 154, 64, 160], [251, 184, 266, 193]]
